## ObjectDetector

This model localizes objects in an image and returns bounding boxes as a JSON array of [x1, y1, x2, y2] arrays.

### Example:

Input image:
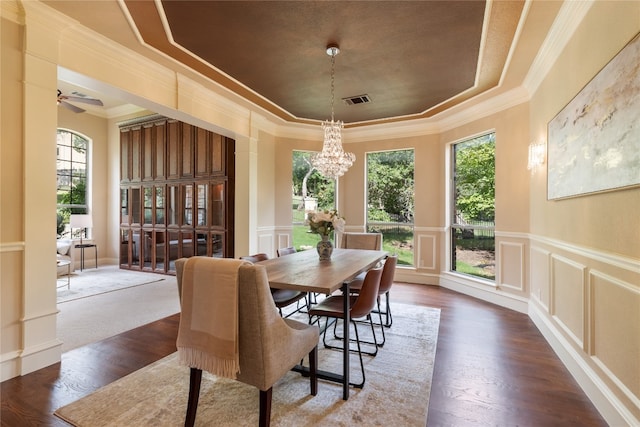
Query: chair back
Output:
[[277, 246, 297, 257], [240, 253, 269, 263], [340, 232, 383, 250], [350, 267, 383, 319], [379, 255, 398, 294], [175, 258, 317, 391]]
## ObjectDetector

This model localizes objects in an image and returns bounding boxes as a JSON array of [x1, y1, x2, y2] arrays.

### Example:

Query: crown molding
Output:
[[1, 0, 23, 24], [523, 0, 594, 95]]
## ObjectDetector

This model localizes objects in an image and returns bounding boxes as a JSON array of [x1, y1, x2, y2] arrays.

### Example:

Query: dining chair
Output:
[[175, 257, 319, 427], [276, 246, 297, 257], [347, 255, 398, 346], [308, 267, 383, 388], [240, 253, 309, 318], [339, 232, 383, 250]]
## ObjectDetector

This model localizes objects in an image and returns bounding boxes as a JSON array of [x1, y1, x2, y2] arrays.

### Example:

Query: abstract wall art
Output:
[[547, 32, 640, 200]]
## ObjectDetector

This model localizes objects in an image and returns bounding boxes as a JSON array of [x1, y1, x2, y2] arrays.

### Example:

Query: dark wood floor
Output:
[[1, 284, 606, 426]]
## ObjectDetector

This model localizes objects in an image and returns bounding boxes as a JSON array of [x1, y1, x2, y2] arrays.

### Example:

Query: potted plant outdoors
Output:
[[306, 209, 345, 261]]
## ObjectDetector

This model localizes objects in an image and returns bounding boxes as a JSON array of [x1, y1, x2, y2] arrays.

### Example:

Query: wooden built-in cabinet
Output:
[[119, 115, 235, 274]]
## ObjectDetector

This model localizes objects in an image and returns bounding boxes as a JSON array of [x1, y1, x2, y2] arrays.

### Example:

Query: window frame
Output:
[[448, 131, 496, 282], [365, 148, 415, 266], [57, 128, 91, 238]]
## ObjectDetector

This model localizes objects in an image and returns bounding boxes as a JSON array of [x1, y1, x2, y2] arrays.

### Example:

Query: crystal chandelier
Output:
[[311, 44, 355, 180]]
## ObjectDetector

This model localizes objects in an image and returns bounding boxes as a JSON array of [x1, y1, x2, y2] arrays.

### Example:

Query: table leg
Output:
[[94, 245, 98, 269], [342, 280, 350, 400]]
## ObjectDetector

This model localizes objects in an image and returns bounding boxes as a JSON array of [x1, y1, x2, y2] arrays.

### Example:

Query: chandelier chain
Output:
[[330, 52, 336, 121]]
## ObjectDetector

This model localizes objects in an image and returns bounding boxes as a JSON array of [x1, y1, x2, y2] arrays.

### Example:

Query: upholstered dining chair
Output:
[[347, 255, 398, 346], [339, 232, 383, 251], [175, 257, 319, 427], [240, 253, 308, 318], [276, 246, 297, 257], [308, 267, 383, 388]]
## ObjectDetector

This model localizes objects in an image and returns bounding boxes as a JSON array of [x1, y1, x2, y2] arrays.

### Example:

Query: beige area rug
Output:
[[55, 303, 440, 426], [57, 265, 167, 303], [57, 266, 180, 352]]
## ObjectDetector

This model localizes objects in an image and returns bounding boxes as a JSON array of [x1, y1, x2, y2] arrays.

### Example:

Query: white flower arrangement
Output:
[[306, 209, 345, 236]]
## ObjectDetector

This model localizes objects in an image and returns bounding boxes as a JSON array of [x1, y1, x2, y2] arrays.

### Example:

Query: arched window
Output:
[[56, 129, 90, 238]]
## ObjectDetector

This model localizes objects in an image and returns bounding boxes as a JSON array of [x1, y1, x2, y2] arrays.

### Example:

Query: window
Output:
[[56, 129, 89, 238], [451, 132, 495, 281], [291, 151, 336, 249], [366, 149, 415, 265]]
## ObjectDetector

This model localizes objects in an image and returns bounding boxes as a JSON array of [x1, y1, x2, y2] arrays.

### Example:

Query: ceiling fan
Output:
[[57, 89, 104, 113]]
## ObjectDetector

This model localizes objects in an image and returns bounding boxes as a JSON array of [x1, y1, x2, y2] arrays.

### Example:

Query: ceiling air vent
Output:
[[343, 94, 372, 106]]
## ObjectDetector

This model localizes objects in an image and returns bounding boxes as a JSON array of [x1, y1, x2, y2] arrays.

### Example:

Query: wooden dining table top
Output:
[[257, 248, 387, 294]]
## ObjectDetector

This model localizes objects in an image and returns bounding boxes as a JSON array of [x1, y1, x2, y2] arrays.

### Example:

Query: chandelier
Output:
[[311, 44, 355, 180]]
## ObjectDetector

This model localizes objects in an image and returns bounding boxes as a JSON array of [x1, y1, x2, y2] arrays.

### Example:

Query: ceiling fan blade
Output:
[[60, 101, 86, 113], [62, 96, 104, 106]]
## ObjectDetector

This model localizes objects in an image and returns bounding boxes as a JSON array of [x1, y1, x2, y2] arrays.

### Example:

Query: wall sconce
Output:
[[527, 142, 546, 172]]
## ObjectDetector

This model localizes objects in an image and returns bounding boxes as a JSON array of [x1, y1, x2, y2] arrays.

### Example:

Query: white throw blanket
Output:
[[176, 257, 249, 379]]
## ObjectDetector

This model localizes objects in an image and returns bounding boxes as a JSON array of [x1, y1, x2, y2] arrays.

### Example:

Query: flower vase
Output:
[[316, 234, 333, 261]]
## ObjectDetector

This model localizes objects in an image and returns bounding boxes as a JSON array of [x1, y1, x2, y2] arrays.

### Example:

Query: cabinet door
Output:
[[183, 184, 194, 226], [195, 127, 209, 178], [155, 186, 165, 225], [143, 187, 153, 225], [120, 188, 129, 225], [120, 229, 132, 267], [130, 187, 142, 226], [154, 121, 166, 179], [142, 124, 153, 181], [196, 183, 208, 227], [152, 230, 166, 273], [167, 120, 180, 179], [211, 133, 224, 174], [211, 182, 225, 227], [166, 185, 179, 226], [131, 127, 141, 182], [181, 123, 193, 178], [120, 130, 131, 181]]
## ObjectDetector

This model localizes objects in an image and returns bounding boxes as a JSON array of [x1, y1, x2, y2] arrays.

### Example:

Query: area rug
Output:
[[55, 303, 440, 426], [57, 278, 180, 352], [57, 266, 167, 303]]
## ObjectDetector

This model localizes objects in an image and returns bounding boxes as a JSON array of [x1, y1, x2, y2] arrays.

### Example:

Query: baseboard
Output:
[[529, 303, 638, 427], [1, 350, 21, 382], [438, 272, 529, 313], [1, 339, 63, 382]]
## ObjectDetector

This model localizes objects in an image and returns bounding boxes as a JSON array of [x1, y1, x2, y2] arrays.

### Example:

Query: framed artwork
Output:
[[547, 32, 640, 200]]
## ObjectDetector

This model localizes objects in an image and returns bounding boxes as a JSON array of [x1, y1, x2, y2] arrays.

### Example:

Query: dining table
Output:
[[257, 247, 387, 400]]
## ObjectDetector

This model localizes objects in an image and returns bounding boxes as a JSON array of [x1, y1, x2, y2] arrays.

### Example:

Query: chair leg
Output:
[[185, 367, 202, 427], [383, 292, 392, 327], [350, 320, 366, 388], [259, 388, 273, 427], [331, 314, 380, 355], [374, 297, 386, 346], [309, 346, 318, 396]]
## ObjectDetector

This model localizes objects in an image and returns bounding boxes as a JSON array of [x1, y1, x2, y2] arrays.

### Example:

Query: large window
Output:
[[366, 149, 415, 265], [451, 132, 495, 280], [57, 129, 89, 238], [291, 151, 335, 249]]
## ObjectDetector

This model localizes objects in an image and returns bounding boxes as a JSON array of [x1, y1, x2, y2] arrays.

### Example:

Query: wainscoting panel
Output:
[[530, 246, 550, 310], [277, 233, 291, 253], [258, 234, 274, 257], [590, 270, 640, 400], [417, 234, 437, 270], [551, 254, 586, 349], [498, 241, 525, 292]]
